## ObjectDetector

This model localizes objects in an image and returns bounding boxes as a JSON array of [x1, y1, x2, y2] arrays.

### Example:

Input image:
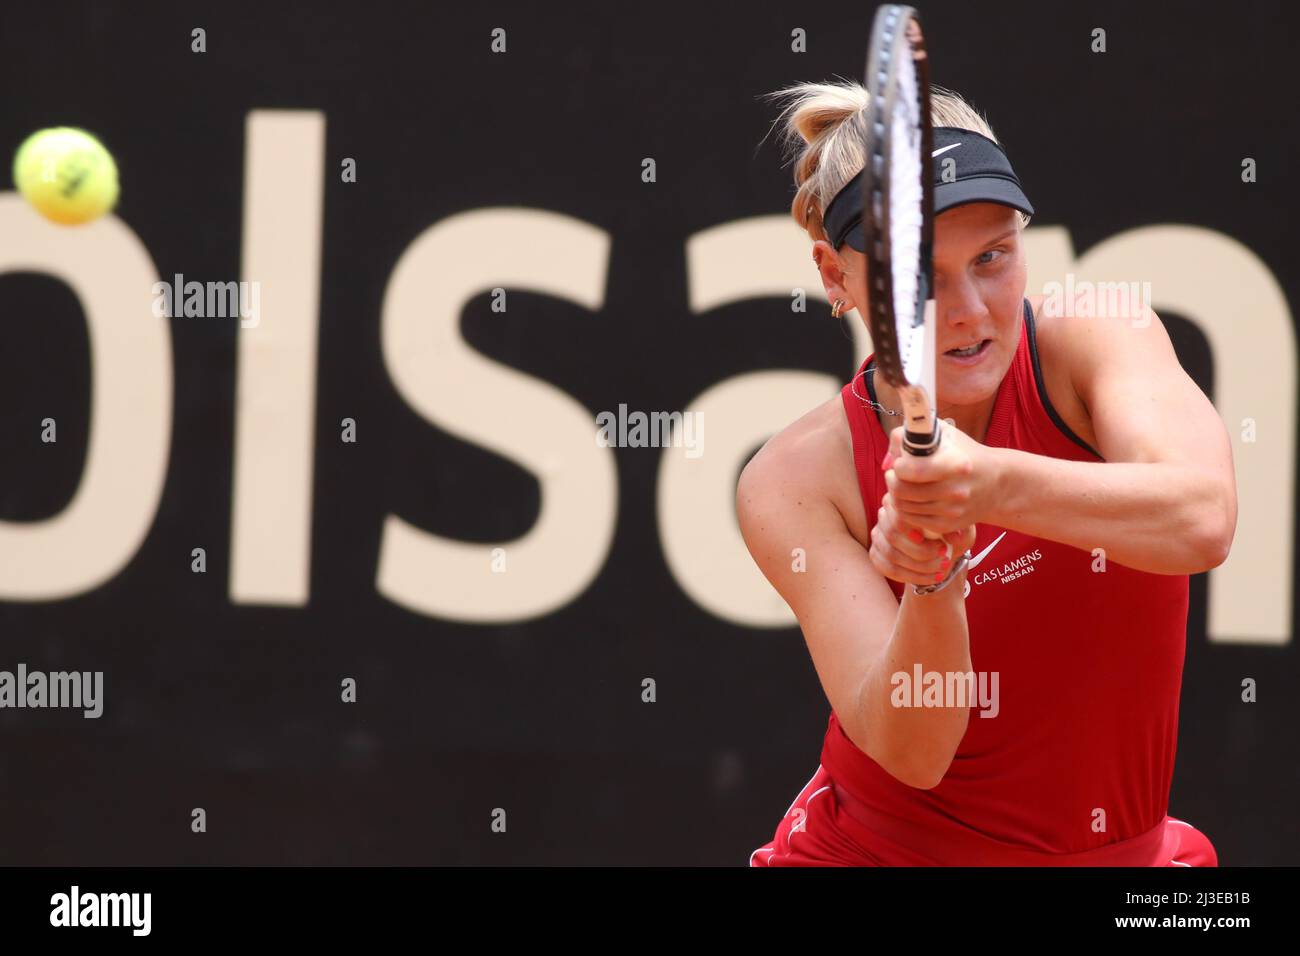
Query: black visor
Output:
[[822, 126, 1034, 252]]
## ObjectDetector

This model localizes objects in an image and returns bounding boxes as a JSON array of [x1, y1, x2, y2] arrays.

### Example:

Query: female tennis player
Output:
[[740, 80, 1237, 866]]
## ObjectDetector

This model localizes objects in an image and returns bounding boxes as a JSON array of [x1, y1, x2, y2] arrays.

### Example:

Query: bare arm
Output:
[[985, 306, 1236, 573], [985, 455, 1228, 574], [857, 584, 972, 789], [736, 439, 971, 789], [887, 306, 1237, 574]]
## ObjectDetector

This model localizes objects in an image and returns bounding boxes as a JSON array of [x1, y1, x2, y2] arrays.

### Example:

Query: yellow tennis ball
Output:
[[12, 127, 119, 225]]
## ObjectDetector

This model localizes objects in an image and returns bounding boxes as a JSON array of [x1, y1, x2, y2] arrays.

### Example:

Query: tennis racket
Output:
[[860, 4, 942, 542]]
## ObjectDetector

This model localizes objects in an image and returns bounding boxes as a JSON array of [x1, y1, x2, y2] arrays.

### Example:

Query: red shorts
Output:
[[749, 765, 1218, 867]]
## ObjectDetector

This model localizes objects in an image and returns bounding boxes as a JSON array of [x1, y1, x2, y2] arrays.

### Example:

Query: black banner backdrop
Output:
[[0, 0, 1297, 866]]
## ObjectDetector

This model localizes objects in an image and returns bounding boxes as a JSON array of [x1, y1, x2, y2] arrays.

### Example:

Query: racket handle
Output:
[[902, 416, 942, 457], [902, 418, 945, 545]]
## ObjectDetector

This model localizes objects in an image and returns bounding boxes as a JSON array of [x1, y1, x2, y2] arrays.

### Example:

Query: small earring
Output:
[[831, 298, 846, 318]]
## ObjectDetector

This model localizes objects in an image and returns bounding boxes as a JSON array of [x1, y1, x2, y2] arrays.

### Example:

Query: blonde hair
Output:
[[761, 78, 1031, 244]]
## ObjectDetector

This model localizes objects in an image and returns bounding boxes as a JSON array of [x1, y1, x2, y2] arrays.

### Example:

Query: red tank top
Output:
[[823, 298, 1191, 862]]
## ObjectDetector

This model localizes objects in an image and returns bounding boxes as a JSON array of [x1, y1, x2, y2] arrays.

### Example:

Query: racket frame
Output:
[[860, 5, 939, 458]]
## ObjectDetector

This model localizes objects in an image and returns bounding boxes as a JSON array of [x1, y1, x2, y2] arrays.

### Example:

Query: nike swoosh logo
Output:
[[931, 142, 962, 157], [968, 531, 1007, 569]]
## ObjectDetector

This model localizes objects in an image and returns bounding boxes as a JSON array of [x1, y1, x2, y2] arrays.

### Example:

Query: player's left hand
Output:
[[881, 421, 999, 537]]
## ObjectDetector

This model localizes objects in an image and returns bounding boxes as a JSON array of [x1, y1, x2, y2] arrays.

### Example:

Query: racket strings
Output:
[[888, 29, 925, 386], [861, 5, 933, 407]]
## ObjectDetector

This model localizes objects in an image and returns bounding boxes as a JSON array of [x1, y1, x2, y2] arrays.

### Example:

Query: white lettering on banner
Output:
[[376, 207, 617, 622], [0, 111, 1291, 645], [0, 196, 172, 600], [230, 111, 324, 606], [670, 217, 852, 627]]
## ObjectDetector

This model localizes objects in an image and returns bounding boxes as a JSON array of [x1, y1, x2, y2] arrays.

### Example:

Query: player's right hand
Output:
[[869, 486, 976, 588]]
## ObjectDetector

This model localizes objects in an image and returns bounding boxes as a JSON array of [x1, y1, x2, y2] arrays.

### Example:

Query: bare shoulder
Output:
[[1028, 289, 1179, 400], [737, 392, 870, 547], [1024, 292, 1102, 452]]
